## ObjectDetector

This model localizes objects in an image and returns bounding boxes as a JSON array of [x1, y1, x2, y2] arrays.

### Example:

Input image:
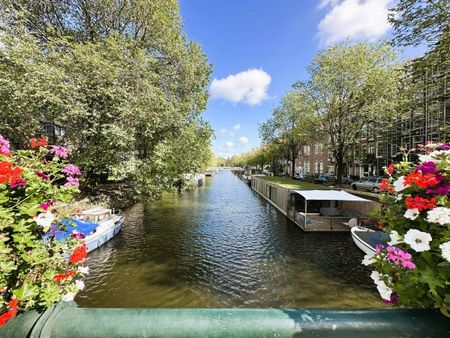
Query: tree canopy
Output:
[[0, 0, 213, 197]]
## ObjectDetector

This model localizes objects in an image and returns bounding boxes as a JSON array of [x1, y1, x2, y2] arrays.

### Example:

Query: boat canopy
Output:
[[43, 219, 98, 241], [291, 190, 372, 202]]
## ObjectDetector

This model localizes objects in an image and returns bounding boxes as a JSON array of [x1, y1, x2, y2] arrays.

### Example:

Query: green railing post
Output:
[[1, 302, 449, 337]]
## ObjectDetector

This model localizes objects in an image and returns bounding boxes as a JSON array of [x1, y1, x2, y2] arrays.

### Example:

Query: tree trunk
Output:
[[291, 150, 296, 179], [335, 152, 344, 185]]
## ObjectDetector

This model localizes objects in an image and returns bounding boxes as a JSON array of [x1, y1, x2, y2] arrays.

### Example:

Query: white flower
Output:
[[404, 208, 420, 220], [362, 252, 375, 266], [418, 154, 437, 163], [395, 194, 403, 202], [62, 292, 75, 302], [75, 280, 85, 290], [370, 271, 393, 300], [439, 242, 450, 263], [370, 271, 381, 283], [388, 230, 403, 246], [427, 207, 450, 226], [376, 280, 393, 301], [34, 211, 55, 230], [393, 176, 409, 192], [78, 266, 89, 274], [404, 229, 432, 252]]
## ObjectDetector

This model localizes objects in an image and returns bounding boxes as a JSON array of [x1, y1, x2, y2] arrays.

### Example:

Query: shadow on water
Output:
[[77, 171, 384, 308]]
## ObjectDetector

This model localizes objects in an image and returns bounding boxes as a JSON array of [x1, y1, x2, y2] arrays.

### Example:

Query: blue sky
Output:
[[179, 0, 424, 158]]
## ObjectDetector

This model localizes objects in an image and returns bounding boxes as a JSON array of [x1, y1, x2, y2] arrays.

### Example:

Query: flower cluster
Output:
[[366, 143, 450, 316], [0, 134, 87, 327]]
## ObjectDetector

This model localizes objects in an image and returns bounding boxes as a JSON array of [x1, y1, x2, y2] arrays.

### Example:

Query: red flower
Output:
[[404, 172, 439, 189], [30, 136, 48, 149], [380, 179, 394, 192], [386, 163, 396, 174], [53, 270, 76, 282], [0, 299, 19, 327], [405, 196, 437, 211], [69, 244, 87, 264], [0, 161, 24, 186]]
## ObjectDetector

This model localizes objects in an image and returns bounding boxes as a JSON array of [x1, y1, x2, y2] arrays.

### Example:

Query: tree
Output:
[[0, 1, 213, 195], [388, 0, 449, 48], [296, 41, 402, 184], [259, 91, 317, 178]]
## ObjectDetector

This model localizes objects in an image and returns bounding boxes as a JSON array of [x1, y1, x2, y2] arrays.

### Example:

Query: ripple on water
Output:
[[77, 171, 384, 308]]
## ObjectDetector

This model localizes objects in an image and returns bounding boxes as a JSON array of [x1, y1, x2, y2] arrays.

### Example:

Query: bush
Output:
[[0, 135, 87, 326], [363, 144, 450, 316]]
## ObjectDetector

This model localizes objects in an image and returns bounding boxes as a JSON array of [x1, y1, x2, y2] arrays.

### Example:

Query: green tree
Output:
[[296, 41, 402, 184], [0, 1, 213, 196], [259, 91, 317, 178]]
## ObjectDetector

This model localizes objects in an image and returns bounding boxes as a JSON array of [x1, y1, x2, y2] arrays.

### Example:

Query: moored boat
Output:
[[351, 226, 389, 255], [44, 207, 125, 253], [78, 208, 125, 253]]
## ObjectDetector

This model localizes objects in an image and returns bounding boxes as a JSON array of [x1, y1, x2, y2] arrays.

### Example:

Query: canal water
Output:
[[77, 171, 383, 308]]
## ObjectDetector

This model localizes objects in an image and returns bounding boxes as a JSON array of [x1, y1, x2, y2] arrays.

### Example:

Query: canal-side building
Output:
[[251, 175, 376, 232], [293, 143, 335, 176]]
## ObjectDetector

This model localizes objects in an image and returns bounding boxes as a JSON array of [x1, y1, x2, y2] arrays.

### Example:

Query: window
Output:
[[314, 143, 319, 154], [303, 161, 310, 174], [303, 145, 310, 156]]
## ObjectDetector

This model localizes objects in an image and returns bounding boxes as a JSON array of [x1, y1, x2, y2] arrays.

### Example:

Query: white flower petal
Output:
[[404, 229, 432, 252], [62, 292, 75, 302], [388, 230, 403, 246], [404, 208, 420, 220], [439, 242, 450, 263], [75, 280, 85, 290], [393, 176, 408, 192]]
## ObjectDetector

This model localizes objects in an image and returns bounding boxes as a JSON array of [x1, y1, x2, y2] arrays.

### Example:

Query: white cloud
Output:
[[232, 124, 241, 131], [220, 128, 227, 134], [238, 136, 249, 144], [210, 69, 271, 106], [226, 141, 234, 149], [317, 0, 392, 45]]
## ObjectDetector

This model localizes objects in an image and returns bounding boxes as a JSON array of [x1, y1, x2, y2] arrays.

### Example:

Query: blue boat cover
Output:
[[43, 219, 98, 241]]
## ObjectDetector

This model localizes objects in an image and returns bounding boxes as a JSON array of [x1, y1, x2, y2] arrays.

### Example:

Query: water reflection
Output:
[[77, 171, 383, 308]]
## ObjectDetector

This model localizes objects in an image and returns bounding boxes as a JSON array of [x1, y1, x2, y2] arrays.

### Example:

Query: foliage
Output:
[[0, 135, 87, 326], [0, 1, 213, 196], [259, 91, 318, 177], [295, 41, 404, 183], [365, 144, 450, 316]]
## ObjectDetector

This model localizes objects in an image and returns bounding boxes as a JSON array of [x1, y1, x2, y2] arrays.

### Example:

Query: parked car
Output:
[[314, 174, 335, 185], [294, 173, 304, 180], [341, 175, 353, 185], [351, 177, 383, 193]]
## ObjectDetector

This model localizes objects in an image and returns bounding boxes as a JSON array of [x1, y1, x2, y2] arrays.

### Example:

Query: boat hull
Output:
[[85, 216, 124, 253]]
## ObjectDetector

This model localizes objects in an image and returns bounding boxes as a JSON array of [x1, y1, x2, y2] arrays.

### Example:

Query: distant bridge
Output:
[[207, 167, 243, 171]]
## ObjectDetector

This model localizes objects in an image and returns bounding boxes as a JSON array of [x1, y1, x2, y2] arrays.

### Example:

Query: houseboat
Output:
[[251, 175, 376, 231]]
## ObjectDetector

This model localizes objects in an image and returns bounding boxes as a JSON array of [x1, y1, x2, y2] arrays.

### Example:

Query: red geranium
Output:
[[380, 179, 394, 192], [69, 244, 87, 264], [0, 299, 19, 327], [0, 161, 23, 186], [404, 172, 439, 189], [386, 163, 396, 174], [30, 136, 48, 149], [405, 196, 437, 211], [53, 270, 76, 283]]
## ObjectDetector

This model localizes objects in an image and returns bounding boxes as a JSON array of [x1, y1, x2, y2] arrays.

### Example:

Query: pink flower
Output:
[[36, 171, 50, 180], [0, 135, 10, 156], [50, 145, 68, 159], [64, 176, 79, 188], [9, 178, 26, 189], [62, 164, 81, 176], [40, 201, 54, 210], [383, 294, 400, 304], [385, 246, 416, 270]]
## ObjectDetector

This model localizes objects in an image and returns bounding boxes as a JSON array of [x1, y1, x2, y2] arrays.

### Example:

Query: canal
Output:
[[77, 171, 383, 308]]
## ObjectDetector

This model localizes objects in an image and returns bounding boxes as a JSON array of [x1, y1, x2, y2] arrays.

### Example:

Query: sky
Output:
[[179, 0, 425, 158]]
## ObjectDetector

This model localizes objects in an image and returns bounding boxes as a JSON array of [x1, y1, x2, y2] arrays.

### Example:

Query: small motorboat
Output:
[[351, 226, 389, 255], [78, 208, 125, 253], [44, 208, 125, 253]]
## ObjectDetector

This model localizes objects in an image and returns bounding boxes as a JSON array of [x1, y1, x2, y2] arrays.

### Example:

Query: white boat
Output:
[[351, 226, 389, 255], [78, 208, 125, 253]]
